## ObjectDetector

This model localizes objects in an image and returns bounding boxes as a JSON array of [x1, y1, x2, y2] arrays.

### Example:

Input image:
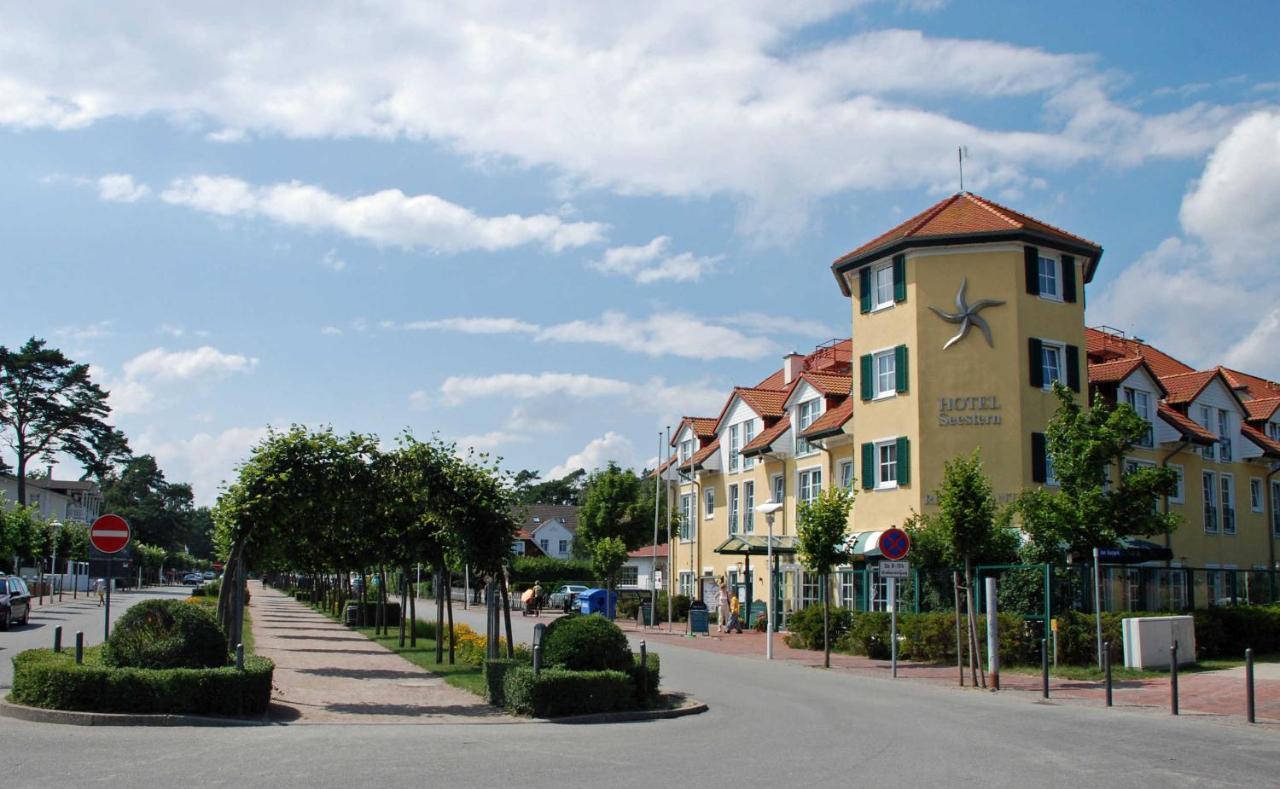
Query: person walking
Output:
[[95, 577, 106, 607], [532, 580, 543, 616], [727, 589, 743, 633], [717, 579, 729, 633]]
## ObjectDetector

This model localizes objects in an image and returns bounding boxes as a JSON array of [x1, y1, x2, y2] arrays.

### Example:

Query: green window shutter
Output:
[[1031, 433, 1047, 483], [1024, 246, 1040, 295], [1028, 338, 1044, 388], [1066, 344, 1081, 392], [860, 354, 874, 401], [861, 442, 875, 490], [859, 268, 872, 314], [1061, 255, 1077, 303], [896, 436, 910, 486], [894, 344, 908, 393], [892, 254, 906, 303]]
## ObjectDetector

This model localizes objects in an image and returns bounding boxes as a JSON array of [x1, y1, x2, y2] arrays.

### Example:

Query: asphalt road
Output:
[[0, 585, 192, 688], [2, 594, 1276, 787]]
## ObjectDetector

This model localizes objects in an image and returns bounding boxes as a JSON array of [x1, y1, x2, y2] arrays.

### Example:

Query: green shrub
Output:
[[834, 611, 1039, 664], [511, 557, 595, 585], [342, 601, 402, 626], [541, 614, 632, 671], [783, 606, 854, 650], [501, 666, 636, 717], [484, 659, 517, 707], [654, 592, 691, 623], [1193, 606, 1280, 658], [102, 599, 228, 669], [10, 647, 273, 716], [629, 652, 660, 705]]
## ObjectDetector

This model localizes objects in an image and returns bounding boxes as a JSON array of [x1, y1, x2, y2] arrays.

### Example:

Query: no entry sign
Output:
[[878, 528, 911, 561], [90, 514, 132, 554]]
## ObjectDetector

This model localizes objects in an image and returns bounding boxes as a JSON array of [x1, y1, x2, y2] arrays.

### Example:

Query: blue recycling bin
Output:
[[577, 588, 618, 618]]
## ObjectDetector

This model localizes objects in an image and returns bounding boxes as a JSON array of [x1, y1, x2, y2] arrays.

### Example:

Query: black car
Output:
[[1, 575, 32, 630]]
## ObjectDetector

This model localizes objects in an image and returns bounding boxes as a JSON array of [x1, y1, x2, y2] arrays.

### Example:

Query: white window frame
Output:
[[679, 438, 693, 463], [772, 475, 785, 509], [1168, 463, 1184, 504], [743, 419, 756, 470], [729, 424, 741, 472], [617, 565, 638, 586], [1251, 478, 1264, 513], [743, 481, 755, 534], [1037, 254, 1061, 301], [798, 467, 822, 505], [680, 493, 695, 541], [1202, 471, 1218, 533], [1040, 341, 1064, 390], [874, 439, 898, 490], [539, 538, 549, 552], [1199, 406, 1216, 461], [1217, 408, 1233, 461], [558, 539, 568, 555], [728, 484, 740, 535], [872, 260, 895, 311], [1269, 421, 1280, 443], [839, 460, 854, 490], [873, 348, 896, 400], [704, 487, 715, 519], [678, 571, 693, 598], [795, 399, 821, 457], [1123, 387, 1154, 448], [1220, 473, 1236, 535], [1272, 480, 1280, 538]]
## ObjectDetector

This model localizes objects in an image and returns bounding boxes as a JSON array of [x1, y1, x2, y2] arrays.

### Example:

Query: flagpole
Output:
[[666, 425, 674, 632], [650, 431, 661, 627]]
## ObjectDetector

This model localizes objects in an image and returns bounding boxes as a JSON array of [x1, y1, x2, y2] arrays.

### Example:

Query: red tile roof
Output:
[[627, 543, 670, 560], [1157, 404, 1217, 445], [1244, 397, 1280, 422], [1085, 328, 1193, 378], [797, 371, 852, 397], [802, 398, 854, 440], [1159, 370, 1219, 406], [1220, 367, 1280, 400], [741, 417, 791, 457], [1242, 424, 1280, 458], [752, 340, 852, 390], [713, 387, 789, 433], [832, 193, 1102, 292], [1088, 357, 1168, 396]]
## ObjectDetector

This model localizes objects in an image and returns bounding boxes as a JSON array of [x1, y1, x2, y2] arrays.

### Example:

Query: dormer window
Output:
[[1269, 421, 1280, 442], [1037, 256, 1060, 300], [795, 399, 820, 456], [1123, 387, 1153, 447]]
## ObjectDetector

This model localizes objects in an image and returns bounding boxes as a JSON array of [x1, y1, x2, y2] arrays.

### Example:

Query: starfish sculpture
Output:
[[929, 277, 1004, 350]]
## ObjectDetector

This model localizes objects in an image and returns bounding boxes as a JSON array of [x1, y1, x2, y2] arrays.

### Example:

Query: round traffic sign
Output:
[[90, 514, 132, 554], [878, 527, 910, 561]]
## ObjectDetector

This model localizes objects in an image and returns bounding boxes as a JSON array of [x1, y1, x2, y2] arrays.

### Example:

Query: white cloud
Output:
[[548, 431, 636, 479], [1090, 111, 1280, 378], [631, 377, 728, 426], [401, 317, 540, 334], [537, 311, 776, 360], [439, 372, 632, 405], [408, 390, 431, 410], [0, 6, 1252, 235], [88, 364, 155, 416], [589, 236, 721, 284], [123, 346, 259, 382], [158, 174, 607, 253], [53, 320, 113, 344], [320, 249, 346, 271], [719, 312, 837, 338], [135, 426, 268, 505], [320, 325, 343, 336], [96, 173, 150, 203], [454, 430, 531, 453]]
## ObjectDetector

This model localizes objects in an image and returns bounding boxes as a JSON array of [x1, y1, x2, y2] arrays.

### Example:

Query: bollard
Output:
[[1170, 641, 1179, 716], [1041, 638, 1049, 699], [1103, 641, 1113, 707], [54, 626, 63, 653], [532, 644, 542, 677], [75, 631, 84, 665], [1246, 648, 1255, 724], [236, 643, 245, 671], [640, 640, 648, 703]]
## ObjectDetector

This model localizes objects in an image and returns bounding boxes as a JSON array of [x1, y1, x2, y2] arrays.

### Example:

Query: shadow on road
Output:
[[296, 667, 434, 680]]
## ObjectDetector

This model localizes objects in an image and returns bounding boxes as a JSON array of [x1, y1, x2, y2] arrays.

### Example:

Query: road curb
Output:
[[537, 694, 709, 725], [0, 698, 270, 727]]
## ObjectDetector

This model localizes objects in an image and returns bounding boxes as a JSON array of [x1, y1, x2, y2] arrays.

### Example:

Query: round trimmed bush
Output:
[[541, 613, 631, 671], [102, 599, 228, 669]]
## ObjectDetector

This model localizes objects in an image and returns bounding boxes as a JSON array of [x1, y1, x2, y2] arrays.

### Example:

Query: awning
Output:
[[847, 530, 885, 559], [1078, 538, 1174, 565], [713, 535, 799, 556]]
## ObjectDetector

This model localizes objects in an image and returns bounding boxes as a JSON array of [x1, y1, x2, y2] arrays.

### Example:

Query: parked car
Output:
[[202, 571, 215, 580], [1, 575, 32, 630], [182, 573, 203, 585], [547, 584, 589, 612]]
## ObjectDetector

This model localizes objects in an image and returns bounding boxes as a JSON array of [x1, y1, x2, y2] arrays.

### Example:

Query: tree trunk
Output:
[[398, 565, 408, 648], [823, 572, 831, 669], [501, 566, 515, 659], [434, 570, 445, 664], [964, 557, 985, 688], [445, 569, 456, 665], [408, 572, 417, 647]]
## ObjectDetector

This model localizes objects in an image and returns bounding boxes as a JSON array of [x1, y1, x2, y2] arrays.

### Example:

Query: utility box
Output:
[[1122, 615, 1196, 669]]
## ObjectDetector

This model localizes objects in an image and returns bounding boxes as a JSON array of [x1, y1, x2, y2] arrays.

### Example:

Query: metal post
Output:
[[640, 640, 648, 702], [985, 576, 999, 690], [766, 514, 774, 660], [1104, 641, 1113, 707], [1246, 648, 1255, 724], [54, 626, 63, 653], [236, 643, 245, 670], [463, 565, 469, 610], [532, 644, 542, 677], [889, 577, 898, 678], [1093, 547, 1103, 669], [104, 555, 113, 640], [1041, 638, 1049, 699], [1170, 641, 1179, 715], [74, 631, 83, 664], [651, 432, 662, 628]]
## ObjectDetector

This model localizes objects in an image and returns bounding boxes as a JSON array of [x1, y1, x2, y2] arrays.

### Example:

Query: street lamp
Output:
[[49, 520, 63, 602], [756, 500, 784, 660]]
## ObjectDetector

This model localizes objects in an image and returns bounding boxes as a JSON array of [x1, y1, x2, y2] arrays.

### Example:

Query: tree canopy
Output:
[[99, 454, 213, 556]]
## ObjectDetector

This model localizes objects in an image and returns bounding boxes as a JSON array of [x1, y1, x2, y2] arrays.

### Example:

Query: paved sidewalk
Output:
[[251, 584, 510, 724], [613, 617, 1280, 726]]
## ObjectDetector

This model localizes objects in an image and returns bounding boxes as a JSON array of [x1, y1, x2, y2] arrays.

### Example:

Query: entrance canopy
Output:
[[714, 535, 798, 556], [846, 530, 887, 559], [1077, 538, 1174, 565]]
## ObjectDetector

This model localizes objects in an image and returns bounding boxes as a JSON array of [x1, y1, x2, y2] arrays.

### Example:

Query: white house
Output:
[[513, 504, 579, 559], [620, 543, 668, 591], [0, 473, 102, 524]]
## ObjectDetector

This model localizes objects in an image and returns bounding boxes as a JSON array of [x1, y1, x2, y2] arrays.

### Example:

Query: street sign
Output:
[[879, 560, 910, 578], [878, 527, 911, 561], [90, 514, 131, 554]]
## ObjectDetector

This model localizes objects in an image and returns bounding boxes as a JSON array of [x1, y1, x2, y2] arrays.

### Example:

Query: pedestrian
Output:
[[727, 590, 742, 633], [532, 580, 543, 616], [95, 577, 106, 607], [717, 579, 729, 632]]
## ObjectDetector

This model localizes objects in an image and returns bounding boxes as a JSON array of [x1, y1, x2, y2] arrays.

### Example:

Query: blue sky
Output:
[[4, 1, 1279, 503]]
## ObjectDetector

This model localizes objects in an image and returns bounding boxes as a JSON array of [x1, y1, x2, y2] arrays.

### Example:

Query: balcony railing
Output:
[[1204, 505, 1218, 533]]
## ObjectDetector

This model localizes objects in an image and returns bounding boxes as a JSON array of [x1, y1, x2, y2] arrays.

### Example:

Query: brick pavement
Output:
[[251, 583, 511, 724], [615, 617, 1280, 726]]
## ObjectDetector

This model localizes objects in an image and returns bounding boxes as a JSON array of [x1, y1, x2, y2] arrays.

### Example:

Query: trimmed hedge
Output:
[[541, 614, 632, 671], [502, 666, 635, 717], [833, 611, 1039, 665], [10, 647, 274, 716], [783, 606, 854, 650], [511, 557, 595, 586], [630, 652, 660, 705], [103, 599, 227, 670], [484, 658, 518, 707]]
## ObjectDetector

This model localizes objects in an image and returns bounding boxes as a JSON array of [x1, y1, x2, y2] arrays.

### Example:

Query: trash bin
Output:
[[577, 588, 618, 618], [689, 600, 709, 634], [639, 602, 653, 626]]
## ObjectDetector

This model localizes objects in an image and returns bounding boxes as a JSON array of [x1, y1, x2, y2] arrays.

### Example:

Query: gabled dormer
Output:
[[1160, 370, 1252, 462]]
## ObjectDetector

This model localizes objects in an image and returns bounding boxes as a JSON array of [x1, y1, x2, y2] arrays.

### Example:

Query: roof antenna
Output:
[[958, 146, 968, 193]]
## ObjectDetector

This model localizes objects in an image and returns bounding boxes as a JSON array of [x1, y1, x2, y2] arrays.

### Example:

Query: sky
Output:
[[3, 1, 1279, 504]]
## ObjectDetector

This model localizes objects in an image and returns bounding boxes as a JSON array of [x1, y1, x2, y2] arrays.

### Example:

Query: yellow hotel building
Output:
[[664, 192, 1280, 617]]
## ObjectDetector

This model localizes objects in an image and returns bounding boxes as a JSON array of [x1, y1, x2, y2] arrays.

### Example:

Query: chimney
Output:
[[783, 352, 804, 384], [47, 464, 54, 479]]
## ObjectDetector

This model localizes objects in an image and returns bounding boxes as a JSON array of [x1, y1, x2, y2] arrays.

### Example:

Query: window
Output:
[[1124, 387, 1154, 447], [680, 493, 694, 540], [1124, 459, 1158, 513], [1037, 255, 1059, 300], [729, 424, 741, 472], [1269, 421, 1280, 442], [1272, 481, 1280, 538], [1202, 472, 1218, 533], [1169, 464, 1184, 504], [795, 399, 820, 456], [837, 570, 858, 609], [743, 481, 755, 534], [704, 488, 715, 518], [679, 438, 693, 463], [800, 571, 822, 608], [558, 539, 568, 555], [1220, 474, 1236, 535], [1251, 478, 1264, 513], [1040, 343, 1063, 388], [1199, 406, 1216, 460], [798, 468, 822, 504], [743, 420, 756, 470], [876, 441, 898, 489], [617, 565, 638, 586], [539, 538, 549, 552], [874, 350, 895, 399], [1218, 409, 1233, 461], [772, 475, 785, 509], [729, 484, 740, 534], [679, 571, 693, 598], [873, 262, 894, 310], [839, 460, 854, 490]]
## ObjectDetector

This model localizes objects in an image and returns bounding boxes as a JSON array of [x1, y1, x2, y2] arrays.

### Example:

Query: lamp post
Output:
[[49, 520, 63, 602], [757, 501, 783, 660]]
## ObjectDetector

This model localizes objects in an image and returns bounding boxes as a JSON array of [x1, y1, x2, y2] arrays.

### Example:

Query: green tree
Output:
[[796, 487, 854, 668], [576, 463, 648, 556], [591, 536, 628, 618], [513, 468, 586, 505], [99, 455, 205, 553], [0, 338, 130, 505]]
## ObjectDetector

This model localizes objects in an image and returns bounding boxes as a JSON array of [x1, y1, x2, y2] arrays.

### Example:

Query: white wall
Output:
[[531, 519, 575, 558]]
